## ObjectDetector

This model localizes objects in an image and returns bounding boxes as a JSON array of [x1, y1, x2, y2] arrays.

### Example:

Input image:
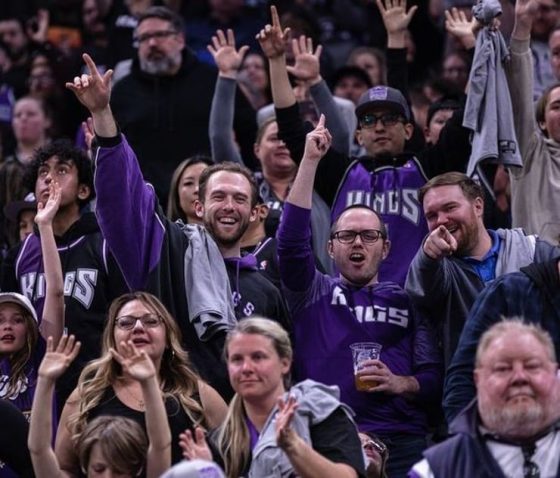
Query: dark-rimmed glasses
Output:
[[331, 229, 384, 244], [115, 314, 162, 330], [133, 30, 178, 47], [359, 113, 403, 129]]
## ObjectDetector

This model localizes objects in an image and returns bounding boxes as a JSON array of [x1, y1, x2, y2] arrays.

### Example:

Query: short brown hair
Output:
[[198, 162, 259, 208], [330, 205, 388, 240], [419, 172, 484, 205], [77, 416, 147, 476]]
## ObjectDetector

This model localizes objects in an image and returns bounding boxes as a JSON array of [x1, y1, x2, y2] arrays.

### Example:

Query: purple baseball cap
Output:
[[355, 86, 411, 122]]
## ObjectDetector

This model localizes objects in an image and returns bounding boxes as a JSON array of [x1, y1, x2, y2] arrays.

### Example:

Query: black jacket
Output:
[[111, 48, 257, 201]]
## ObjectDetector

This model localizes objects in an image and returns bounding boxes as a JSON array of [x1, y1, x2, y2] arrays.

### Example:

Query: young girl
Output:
[[28, 334, 172, 478], [0, 181, 64, 478]]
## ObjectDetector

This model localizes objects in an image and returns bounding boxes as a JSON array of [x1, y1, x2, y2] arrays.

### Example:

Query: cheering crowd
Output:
[[2, 0, 560, 477]]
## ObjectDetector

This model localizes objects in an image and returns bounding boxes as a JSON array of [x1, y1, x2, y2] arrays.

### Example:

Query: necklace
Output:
[[119, 382, 145, 409]]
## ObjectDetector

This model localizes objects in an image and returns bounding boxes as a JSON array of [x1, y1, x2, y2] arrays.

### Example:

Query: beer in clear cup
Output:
[[350, 342, 382, 391]]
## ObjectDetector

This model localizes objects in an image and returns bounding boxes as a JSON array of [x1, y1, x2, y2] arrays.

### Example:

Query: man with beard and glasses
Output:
[[411, 319, 560, 478], [67, 53, 287, 401], [110, 6, 256, 203], [405, 172, 560, 372]]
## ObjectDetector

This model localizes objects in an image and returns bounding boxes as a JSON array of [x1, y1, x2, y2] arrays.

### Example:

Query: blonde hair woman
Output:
[[55, 292, 228, 477], [180, 317, 366, 478]]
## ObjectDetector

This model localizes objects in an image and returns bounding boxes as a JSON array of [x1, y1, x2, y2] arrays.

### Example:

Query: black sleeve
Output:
[[275, 104, 352, 207], [233, 85, 259, 171], [0, 399, 35, 478], [386, 48, 409, 103], [385, 47, 425, 152], [310, 407, 366, 478], [0, 244, 20, 292], [418, 107, 471, 178]]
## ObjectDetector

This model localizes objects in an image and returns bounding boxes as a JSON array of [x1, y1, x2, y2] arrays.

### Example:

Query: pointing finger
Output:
[[271, 5, 281, 28], [82, 53, 100, 79]]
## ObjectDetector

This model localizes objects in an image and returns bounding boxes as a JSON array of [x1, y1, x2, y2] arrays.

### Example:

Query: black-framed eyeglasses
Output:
[[359, 113, 403, 129], [115, 314, 162, 330], [331, 229, 385, 244], [133, 30, 178, 47]]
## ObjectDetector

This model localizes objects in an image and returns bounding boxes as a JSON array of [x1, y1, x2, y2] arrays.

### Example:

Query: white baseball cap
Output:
[[0, 292, 38, 323]]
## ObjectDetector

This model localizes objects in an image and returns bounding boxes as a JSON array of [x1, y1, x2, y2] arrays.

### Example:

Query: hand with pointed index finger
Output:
[[207, 29, 249, 77], [66, 53, 113, 114], [423, 225, 458, 260], [256, 5, 290, 59], [38, 335, 81, 380], [303, 114, 332, 163]]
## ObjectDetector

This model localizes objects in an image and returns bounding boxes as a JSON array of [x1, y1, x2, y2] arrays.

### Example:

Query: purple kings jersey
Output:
[[287, 274, 432, 436], [278, 203, 441, 437], [331, 158, 429, 286]]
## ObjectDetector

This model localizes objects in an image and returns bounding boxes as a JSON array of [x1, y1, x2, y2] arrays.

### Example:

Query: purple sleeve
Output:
[[412, 311, 443, 403], [94, 135, 165, 290], [277, 203, 318, 292]]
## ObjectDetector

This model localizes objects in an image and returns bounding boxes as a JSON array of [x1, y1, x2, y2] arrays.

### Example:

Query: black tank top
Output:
[[88, 387, 200, 467]]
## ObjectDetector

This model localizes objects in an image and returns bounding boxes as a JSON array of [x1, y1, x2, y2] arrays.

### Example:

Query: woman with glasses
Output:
[[359, 432, 388, 478], [179, 317, 366, 478], [54, 291, 228, 477]]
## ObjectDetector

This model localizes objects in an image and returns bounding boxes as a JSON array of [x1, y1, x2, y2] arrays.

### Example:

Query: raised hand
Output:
[[515, 0, 540, 20], [82, 117, 95, 155], [179, 427, 212, 461], [38, 335, 81, 380], [208, 29, 249, 78], [110, 341, 156, 382], [66, 53, 113, 114], [303, 114, 332, 163], [376, 0, 418, 35], [26, 9, 49, 44], [286, 35, 322, 84], [445, 8, 477, 49], [423, 225, 458, 260], [275, 394, 299, 451], [257, 5, 290, 59], [35, 181, 61, 227]]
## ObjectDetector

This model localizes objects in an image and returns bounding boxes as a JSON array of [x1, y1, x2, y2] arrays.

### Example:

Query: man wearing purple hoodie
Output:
[[66, 53, 287, 400], [277, 115, 441, 478]]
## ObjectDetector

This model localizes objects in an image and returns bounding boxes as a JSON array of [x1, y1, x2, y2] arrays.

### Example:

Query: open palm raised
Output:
[[38, 335, 81, 380]]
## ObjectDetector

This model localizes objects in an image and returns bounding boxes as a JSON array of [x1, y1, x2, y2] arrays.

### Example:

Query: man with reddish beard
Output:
[[405, 172, 560, 371], [68, 53, 287, 400], [411, 319, 560, 478]]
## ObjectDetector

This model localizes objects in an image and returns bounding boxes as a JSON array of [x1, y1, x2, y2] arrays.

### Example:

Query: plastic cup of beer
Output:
[[350, 342, 382, 391]]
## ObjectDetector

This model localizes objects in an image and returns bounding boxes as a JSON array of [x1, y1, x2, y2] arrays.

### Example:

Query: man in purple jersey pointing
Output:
[[277, 115, 441, 478]]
